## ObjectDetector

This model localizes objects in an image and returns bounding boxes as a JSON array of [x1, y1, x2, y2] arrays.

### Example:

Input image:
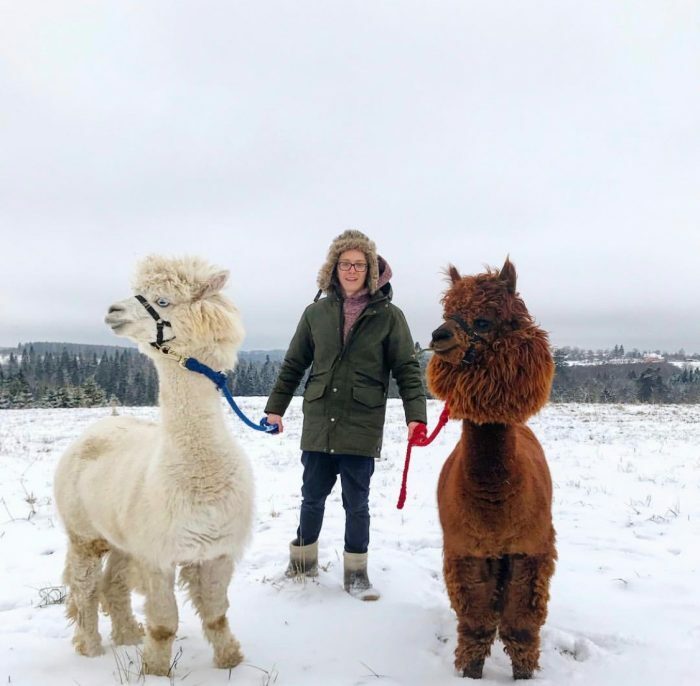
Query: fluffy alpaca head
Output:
[[427, 258, 554, 424], [317, 230, 381, 295], [104, 255, 244, 370]]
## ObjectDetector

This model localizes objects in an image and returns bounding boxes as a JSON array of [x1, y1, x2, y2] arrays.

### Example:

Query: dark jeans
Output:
[[296, 451, 375, 554]]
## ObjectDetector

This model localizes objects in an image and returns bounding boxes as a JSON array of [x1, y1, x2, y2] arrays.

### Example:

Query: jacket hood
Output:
[[317, 229, 382, 295]]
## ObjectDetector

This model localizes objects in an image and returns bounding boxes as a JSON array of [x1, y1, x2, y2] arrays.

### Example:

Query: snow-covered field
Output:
[[1, 400, 698, 686]]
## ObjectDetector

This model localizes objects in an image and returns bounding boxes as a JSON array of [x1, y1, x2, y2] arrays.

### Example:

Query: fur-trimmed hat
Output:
[[317, 230, 380, 295]]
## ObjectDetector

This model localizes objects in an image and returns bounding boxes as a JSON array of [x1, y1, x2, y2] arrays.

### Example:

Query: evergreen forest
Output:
[[1, 342, 699, 409]]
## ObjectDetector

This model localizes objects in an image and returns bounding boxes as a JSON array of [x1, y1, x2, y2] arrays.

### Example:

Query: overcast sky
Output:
[[1, 1, 698, 354]]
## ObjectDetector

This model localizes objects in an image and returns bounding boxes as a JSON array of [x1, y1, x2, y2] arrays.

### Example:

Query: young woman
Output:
[[265, 230, 427, 600]]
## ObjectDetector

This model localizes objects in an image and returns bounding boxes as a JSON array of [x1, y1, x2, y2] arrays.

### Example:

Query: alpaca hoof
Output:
[[143, 655, 171, 676], [112, 622, 144, 645], [214, 639, 244, 669], [73, 634, 104, 657], [459, 658, 485, 679], [512, 667, 533, 680]]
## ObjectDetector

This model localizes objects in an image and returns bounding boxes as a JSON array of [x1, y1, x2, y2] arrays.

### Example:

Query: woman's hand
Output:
[[266, 413, 284, 434], [407, 421, 424, 441]]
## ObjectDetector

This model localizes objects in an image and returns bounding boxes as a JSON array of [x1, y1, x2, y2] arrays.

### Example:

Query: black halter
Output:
[[134, 295, 175, 349], [447, 314, 487, 366]]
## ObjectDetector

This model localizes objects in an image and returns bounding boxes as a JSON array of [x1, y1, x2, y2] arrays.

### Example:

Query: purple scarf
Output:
[[341, 258, 392, 342]]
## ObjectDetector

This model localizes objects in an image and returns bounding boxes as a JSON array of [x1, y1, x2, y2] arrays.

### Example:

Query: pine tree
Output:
[[0, 367, 11, 408], [259, 355, 275, 394], [553, 348, 569, 375], [146, 365, 159, 403], [95, 352, 114, 397], [67, 386, 84, 408], [58, 349, 71, 386], [40, 388, 59, 408], [231, 361, 248, 395], [15, 387, 35, 408], [70, 355, 80, 386], [81, 378, 107, 407], [7, 352, 19, 376], [88, 352, 99, 378], [19, 346, 31, 383], [43, 351, 58, 386], [636, 367, 666, 403], [8, 371, 33, 408]]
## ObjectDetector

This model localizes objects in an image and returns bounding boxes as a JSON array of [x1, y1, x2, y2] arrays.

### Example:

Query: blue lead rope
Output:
[[183, 357, 280, 434]]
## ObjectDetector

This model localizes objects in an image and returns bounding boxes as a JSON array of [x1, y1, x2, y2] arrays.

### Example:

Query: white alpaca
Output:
[[54, 255, 254, 676]]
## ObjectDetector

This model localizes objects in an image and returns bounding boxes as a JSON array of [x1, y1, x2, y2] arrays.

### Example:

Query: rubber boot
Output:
[[285, 540, 319, 578], [343, 552, 380, 601]]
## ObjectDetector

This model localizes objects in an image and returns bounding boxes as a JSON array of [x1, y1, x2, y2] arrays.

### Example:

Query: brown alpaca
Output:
[[427, 258, 556, 680]]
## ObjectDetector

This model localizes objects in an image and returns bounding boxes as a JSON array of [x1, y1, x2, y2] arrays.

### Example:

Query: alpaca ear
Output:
[[500, 257, 516, 293], [447, 265, 461, 284], [196, 270, 229, 299]]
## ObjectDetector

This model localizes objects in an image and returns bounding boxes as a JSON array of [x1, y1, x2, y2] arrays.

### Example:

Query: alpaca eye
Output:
[[474, 319, 492, 331], [156, 298, 170, 308]]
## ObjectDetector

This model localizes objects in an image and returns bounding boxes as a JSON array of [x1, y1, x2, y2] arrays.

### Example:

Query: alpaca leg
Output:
[[63, 537, 108, 657], [180, 555, 243, 669], [444, 556, 501, 678], [101, 550, 143, 645], [500, 554, 556, 680], [142, 568, 178, 676]]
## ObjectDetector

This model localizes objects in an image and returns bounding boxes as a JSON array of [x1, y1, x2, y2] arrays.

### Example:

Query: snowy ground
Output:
[[1, 400, 698, 686]]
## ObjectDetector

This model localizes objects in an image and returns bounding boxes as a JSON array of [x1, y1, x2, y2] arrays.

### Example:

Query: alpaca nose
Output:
[[108, 304, 125, 314], [431, 325, 453, 344]]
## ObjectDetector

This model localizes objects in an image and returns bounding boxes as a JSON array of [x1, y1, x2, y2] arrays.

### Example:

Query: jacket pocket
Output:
[[304, 381, 327, 402], [352, 385, 386, 408]]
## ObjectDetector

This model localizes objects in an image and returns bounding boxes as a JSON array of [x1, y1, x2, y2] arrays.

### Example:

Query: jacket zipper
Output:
[[338, 298, 345, 355]]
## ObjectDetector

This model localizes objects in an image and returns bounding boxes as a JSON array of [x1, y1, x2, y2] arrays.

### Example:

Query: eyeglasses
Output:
[[337, 261, 368, 272]]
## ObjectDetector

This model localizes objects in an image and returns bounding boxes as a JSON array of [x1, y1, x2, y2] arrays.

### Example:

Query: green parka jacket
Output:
[[265, 283, 427, 458]]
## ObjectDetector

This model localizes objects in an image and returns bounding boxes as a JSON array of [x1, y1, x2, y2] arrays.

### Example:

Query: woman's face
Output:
[[336, 249, 368, 297]]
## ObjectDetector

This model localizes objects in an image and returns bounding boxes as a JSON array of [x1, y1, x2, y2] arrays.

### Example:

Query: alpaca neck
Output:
[[154, 357, 233, 482], [460, 421, 518, 496]]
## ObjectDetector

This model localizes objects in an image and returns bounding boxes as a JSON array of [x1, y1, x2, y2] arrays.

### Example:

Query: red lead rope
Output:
[[396, 401, 451, 509]]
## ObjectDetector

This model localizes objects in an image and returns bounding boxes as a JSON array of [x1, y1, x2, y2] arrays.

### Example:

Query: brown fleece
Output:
[[427, 258, 556, 680]]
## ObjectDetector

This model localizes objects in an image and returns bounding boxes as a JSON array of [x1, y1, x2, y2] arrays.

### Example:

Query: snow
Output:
[[668, 360, 700, 370], [1, 400, 698, 686], [566, 358, 639, 366]]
